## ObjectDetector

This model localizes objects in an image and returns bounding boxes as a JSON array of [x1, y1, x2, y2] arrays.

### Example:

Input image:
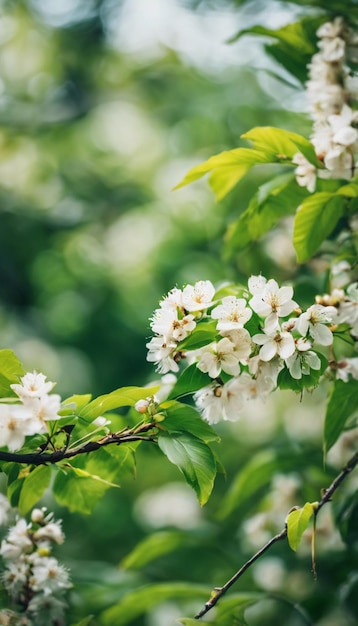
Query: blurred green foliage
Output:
[[0, 1, 357, 625]]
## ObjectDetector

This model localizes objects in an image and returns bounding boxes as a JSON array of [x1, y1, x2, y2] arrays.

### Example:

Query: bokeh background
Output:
[[1, 1, 357, 625]]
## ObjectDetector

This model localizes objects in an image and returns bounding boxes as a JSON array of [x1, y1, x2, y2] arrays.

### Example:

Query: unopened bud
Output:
[[31, 508, 45, 524], [134, 398, 151, 414]]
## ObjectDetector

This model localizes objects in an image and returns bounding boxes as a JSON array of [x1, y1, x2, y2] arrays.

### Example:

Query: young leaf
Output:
[[214, 593, 263, 626], [100, 582, 210, 626], [242, 127, 319, 166], [324, 379, 358, 456], [78, 386, 159, 419], [174, 147, 272, 200], [167, 363, 212, 400], [158, 432, 216, 505], [177, 320, 218, 351], [18, 465, 52, 515], [62, 393, 92, 412], [293, 192, 345, 262], [286, 502, 316, 551], [0, 350, 25, 398]]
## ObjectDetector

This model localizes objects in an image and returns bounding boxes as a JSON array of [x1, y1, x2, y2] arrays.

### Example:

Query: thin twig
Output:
[[0, 422, 157, 466], [194, 451, 358, 620]]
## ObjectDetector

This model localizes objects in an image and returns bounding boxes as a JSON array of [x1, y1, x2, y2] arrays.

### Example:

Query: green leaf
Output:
[[277, 354, 327, 392], [121, 530, 192, 570], [242, 127, 319, 166], [174, 147, 271, 200], [158, 432, 216, 505], [161, 400, 219, 443], [225, 173, 309, 255], [293, 192, 345, 262], [62, 393, 92, 412], [18, 465, 52, 515], [53, 465, 111, 514], [287, 502, 316, 551], [174, 126, 319, 202], [324, 379, 358, 456], [78, 386, 159, 419], [69, 466, 120, 489], [0, 350, 25, 398], [177, 320, 218, 351], [228, 18, 321, 84], [167, 364, 212, 400], [100, 583, 210, 626]]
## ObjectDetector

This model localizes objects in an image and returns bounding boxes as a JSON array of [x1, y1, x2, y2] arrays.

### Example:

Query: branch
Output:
[[0, 422, 157, 466], [194, 451, 358, 620]]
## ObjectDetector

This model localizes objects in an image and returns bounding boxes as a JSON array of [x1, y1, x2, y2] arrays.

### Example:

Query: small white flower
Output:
[[292, 153, 317, 192], [150, 308, 196, 341], [211, 296, 252, 331], [233, 371, 274, 400], [296, 304, 337, 345], [196, 337, 241, 378], [0, 404, 45, 452], [248, 274, 267, 295], [159, 287, 184, 310], [335, 357, 358, 382], [248, 355, 283, 387], [194, 379, 244, 424], [1, 519, 32, 560], [30, 556, 72, 594], [182, 280, 215, 312], [220, 328, 252, 363], [285, 350, 321, 379], [34, 521, 65, 546], [11, 371, 55, 400], [146, 336, 179, 374], [253, 330, 295, 362], [249, 279, 298, 333]]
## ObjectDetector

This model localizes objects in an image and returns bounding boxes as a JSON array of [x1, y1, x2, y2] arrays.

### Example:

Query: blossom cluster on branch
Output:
[[0, 496, 71, 626], [293, 17, 358, 191], [147, 275, 358, 424]]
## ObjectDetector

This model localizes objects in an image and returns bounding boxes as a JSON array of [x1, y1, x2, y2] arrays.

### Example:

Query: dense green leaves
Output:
[[161, 400, 219, 443], [324, 379, 358, 456], [158, 432, 216, 505]]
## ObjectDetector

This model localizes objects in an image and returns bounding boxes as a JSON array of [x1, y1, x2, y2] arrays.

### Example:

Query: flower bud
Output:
[[31, 508, 45, 524]]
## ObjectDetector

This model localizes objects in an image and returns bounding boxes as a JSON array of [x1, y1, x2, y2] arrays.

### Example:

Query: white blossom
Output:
[[194, 379, 244, 424], [253, 329, 296, 361], [34, 521, 65, 546], [211, 296, 252, 331], [150, 308, 196, 341], [285, 350, 321, 379], [292, 152, 317, 192], [146, 335, 179, 374], [30, 556, 71, 595], [220, 328, 252, 363], [196, 337, 241, 378], [182, 280, 215, 312], [296, 304, 337, 345], [335, 357, 358, 382], [11, 371, 55, 400], [249, 279, 298, 333], [0, 404, 45, 452], [248, 274, 267, 295]]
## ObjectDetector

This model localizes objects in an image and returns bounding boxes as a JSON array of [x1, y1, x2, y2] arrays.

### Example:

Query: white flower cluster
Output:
[[293, 17, 358, 191], [0, 372, 62, 452], [147, 276, 358, 424], [0, 499, 71, 626]]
